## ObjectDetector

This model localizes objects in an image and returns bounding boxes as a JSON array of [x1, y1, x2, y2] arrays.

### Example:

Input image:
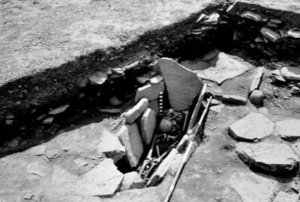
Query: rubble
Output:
[[275, 119, 300, 140], [134, 81, 165, 103], [48, 105, 69, 115], [158, 58, 203, 111], [141, 108, 156, 145], [229, 112, 274, 141], [118, 124, 144, 168], [124, 98, 149, 124], [89, 71, 108, 85], [236, 142, 299, 173], [120, 171, 145, 191], [273, 191, 298, 202]]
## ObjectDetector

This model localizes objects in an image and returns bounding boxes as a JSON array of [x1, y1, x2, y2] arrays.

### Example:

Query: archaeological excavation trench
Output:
[[3, 1, 300, 202]]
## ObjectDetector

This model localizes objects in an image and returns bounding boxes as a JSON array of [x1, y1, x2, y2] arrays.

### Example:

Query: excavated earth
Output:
[[3, 0, 300, 202]]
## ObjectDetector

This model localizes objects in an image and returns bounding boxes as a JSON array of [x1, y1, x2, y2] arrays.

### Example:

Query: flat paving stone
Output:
[[229, 112, 274, 141], [236, 142, 300, 173], [275, 119, 300, 140]]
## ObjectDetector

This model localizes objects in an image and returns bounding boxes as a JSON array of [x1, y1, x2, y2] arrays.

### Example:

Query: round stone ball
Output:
[[250, 90, 264, 106], [159, 119, 173, 133]]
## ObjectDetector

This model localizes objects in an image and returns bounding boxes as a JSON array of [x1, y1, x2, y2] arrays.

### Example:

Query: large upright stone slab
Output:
[[229, 112, 274, 141], [140, 108, 156, 145], [78, 159, 124, 197], [229, 172, 277, 202], [118, 124, 144, 168], [275, 119, 300, 140], [236, 142, 300, 173], [158, 58, 203, 111]]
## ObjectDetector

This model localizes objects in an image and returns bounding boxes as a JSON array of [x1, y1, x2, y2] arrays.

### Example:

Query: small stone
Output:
[[236, 142, 299, 173], [141, 108, 156, 145], [124, 98, 148, 124], [229, 172, 277, 202], [118, 124, 143, 168], [120, 171, 145, 191], [222, 95, 247, 105], [7, 139, 18, 148], [45, 149, 60, 160], [74, 159, 88, 168], [5, 114, 14, 119], [134, 81, 165, 103], [276, 119, 300, 140], [111, 68, 124, 75], [158, 58, 203, 111], [49, 105, 69, 115], [23, 192, 34, 200], [89, 71, 108, 85], [229, 112, 274, 141], [281, 67, 300, 81], [250, 90, 264, 106], [109, 96, 122, 106], [5, 120, 13, 125], [43, 117, 54, 124], [271, 70, 286, 82], [273, 191, 298, 202], [136, 76, 150, 84], [291, 86, 300, 95], [150, 75, 164, 84], [211, 99, 220, 106]]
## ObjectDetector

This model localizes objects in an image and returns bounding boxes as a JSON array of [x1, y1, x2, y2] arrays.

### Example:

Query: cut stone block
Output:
[[118, 124, 144, 168], [229, 112, 274, 141], [158, 57, 203, 111], [273, 191, 298, 202], [275, 119, 300, 140], [222, 94, 247, 105], [120, 171, 145, 191], [97, 130, 126, 162], [134, 81, 165, 102], [229, 172, 277, 202], [124, 98, 148, 124], [140, 108, 156, 145], [236, 142, 299, 173]]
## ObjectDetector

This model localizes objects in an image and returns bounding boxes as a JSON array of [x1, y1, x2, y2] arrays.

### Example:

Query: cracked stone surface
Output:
[[229, 112, 274, 141], [236, 142, 300, 173]]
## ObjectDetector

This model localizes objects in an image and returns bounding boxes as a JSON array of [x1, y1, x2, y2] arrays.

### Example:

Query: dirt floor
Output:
[[2, 0, 300, 202]]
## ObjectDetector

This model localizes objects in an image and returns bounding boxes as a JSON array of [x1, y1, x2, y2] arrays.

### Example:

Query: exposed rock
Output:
[[136, 76, 150, 84], [229, 112, 274, 141], [27, 162, 47, 177], [124, 98, 148, 124], [195, 52, 251, 84], [46, 149, 60, 160], [99, 108, 122, 114], [272, 70, 286, 82], [236, 142, 299, 173], [74, 158, 88, 168], [49, 105, 69, 115], [249, 90, 264, 106], [140, 108, 156, 145], [249, 67, 264, 93], [222, 95, 247, 105], [26, 145, 46, 156], [120, 171, 145, 191], [79, 159, 124, 197], [273, 191, 298, 202], [97, 130, 126, 162], [89, 71, 108, 85], [158, 58, 203, 111], [118, 124, 144, 168], [150, 75, 164, 84], [276, 119, 300, 140], [229, 172, 277, 202], [134, 81, 165, 102]]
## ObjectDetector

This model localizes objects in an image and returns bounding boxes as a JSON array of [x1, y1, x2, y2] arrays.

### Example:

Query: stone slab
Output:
[[236, 142, 299, 173], [158, 57, 203, 111], [134, 81, 165, 103], [275, 119, 300, 140], [124, 98, 148, 124], [229, 112, 274, 141], [141, 108, 156, 145]]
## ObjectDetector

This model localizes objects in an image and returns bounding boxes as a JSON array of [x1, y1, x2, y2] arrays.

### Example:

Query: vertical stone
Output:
[[134, 81, 165, 103], [118, 124, 144, 168], [140, 108, 156, 145]]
